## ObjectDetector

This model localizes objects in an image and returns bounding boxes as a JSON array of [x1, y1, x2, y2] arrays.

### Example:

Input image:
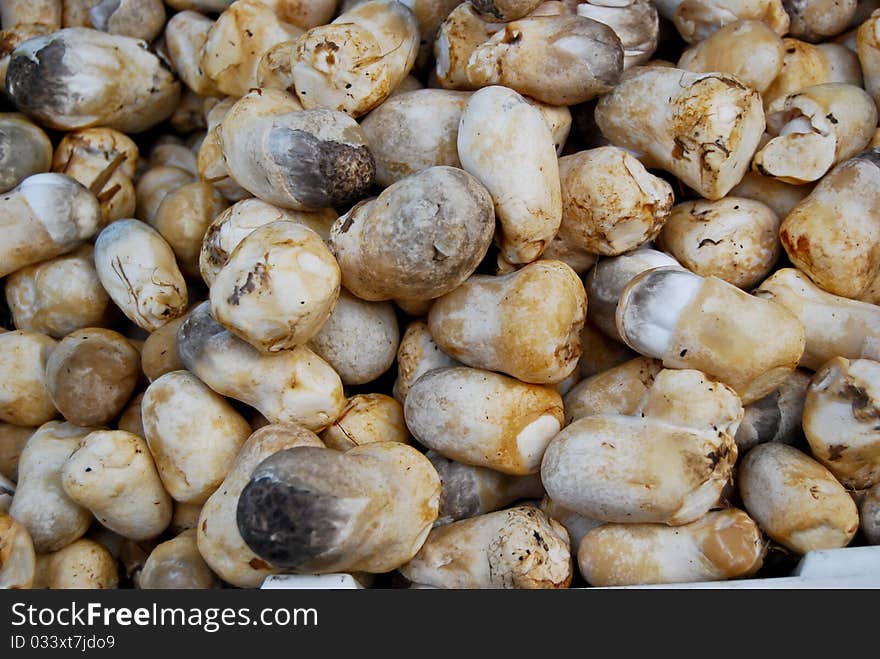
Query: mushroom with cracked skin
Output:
[[399, 506, 571, 589], [321, 394, 410, 451], [93, 219, 188, 332], [210, 221, 341, 353], [803, 357, 880, 490], [595, 67, 765, 201], [753, 83, 877, 184], [291, 0, 420, 117]]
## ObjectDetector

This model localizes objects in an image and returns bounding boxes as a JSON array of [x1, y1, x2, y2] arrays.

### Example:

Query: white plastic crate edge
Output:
[[260, 546, 880, 589], [261, 574, 364, 589]]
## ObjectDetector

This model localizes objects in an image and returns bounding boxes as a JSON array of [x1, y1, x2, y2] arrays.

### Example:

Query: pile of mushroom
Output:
[[2, 0, 880, 590]]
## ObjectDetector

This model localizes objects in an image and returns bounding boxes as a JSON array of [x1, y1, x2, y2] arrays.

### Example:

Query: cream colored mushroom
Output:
[[0, 423, 34, 482], [201, 0, 303, 98], [200, 198, 337, 285], [677, 20, 784, 92], [0, 331, 58, 427], [151, 183, 228, 279], [428, 260, 587, 384], [5, 246, 112, 340], [463, 14, 624, 105], [541, 414, 736, 525], [0, 0, 61, 29], [210, 221, 341, 353], [392, 321, 461, 403], [35, 538, 118, 589], [117, 393, 144, 439], [576, 0, 658, 68], [142, 370, 251, 504], [539, 495, 604, 549], [197, 98, 251, 202], [754, 83, 877, 184], [94, 219, 188, 332], [564, 356, 663, 424], [88, 0, 166, 42], [405, 367, 564, 475], [291, 0, 420, 117], [165, 10, 218, 97], [141, 315, 188, 383], [803, 357, 880, 490], [779, 149, 880, 300], [6, 28, 180, 132], [360, 89, 470, 187], [177, 302, 346, 431], [728, 170, 815, 218], [307, 291, 399, 386], [0, 113, 53, 194], [61, 430, 172, 540], [9, 422, 93, 553], [655, 0, 789, 43], [0, 173, 101, 279], [170, 502, 202, 535], [139, 530, 219, 589], [556, 147, 673, 258], [657, 197, 780, 289], [0, 513, 36, 589], [738, 443, 859, 553], [219, 89, 375, 210], [784, 0, 857, 42], [135, 166, 195, 224], [197, 423, 325, 587], [321, 394, 409, 451], [595, 67, 765, 201], [399, 506, 571, 589], [329, 167, 495, 301], [763, 39, 863, 109], [577, 508, 765, 586], [236, 442, 440, 573], [616, 267, 805, 404], [45, 328, 140, 427], [755, 269, 880, 369]]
